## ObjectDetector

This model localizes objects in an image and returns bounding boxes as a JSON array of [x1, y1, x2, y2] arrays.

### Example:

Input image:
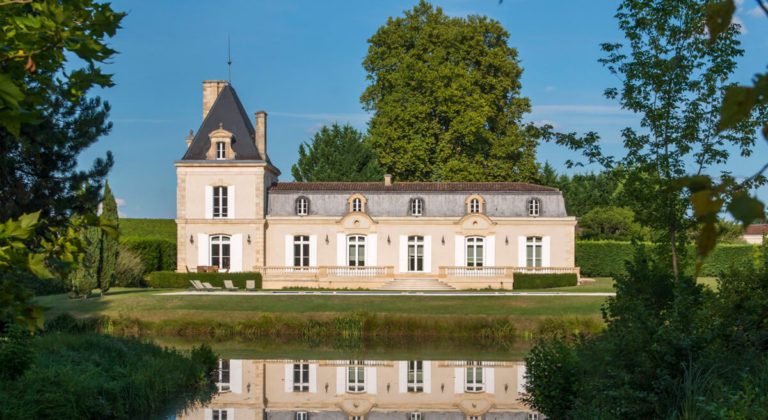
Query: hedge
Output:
[[146, 271, 262, 289], [575, 241, 758, 277], [122, 238, 176, 274], [514, 273, 578, 289]]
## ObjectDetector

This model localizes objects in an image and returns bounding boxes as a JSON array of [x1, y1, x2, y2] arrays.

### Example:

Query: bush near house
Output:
[[576, 241, 758, 277], [147, 271, 263, 289], [122, 238, 176, 274], [514, 273, 578, 289]]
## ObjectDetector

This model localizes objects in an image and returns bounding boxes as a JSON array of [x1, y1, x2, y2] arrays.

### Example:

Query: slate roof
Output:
[[745, 224, 768, 235], [270, 181, 559, 193], [181, 84, 265, 161]]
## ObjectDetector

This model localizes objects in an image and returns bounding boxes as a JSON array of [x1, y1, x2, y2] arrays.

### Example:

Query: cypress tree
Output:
[[99, 181, 119, 295], [71, 226, 101, 299]]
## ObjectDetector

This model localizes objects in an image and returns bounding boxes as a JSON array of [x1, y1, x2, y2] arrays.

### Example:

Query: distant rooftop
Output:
[[270, 181, 559, 193], [745, 224, 768, 235]]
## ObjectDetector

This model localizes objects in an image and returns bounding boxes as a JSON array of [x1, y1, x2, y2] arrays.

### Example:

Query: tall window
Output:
[[347, 360, 365, 393], [528, 198, 540, 217], [352, 197, 363, 212], [526, 236, 543, 267], [407, 360, 424, 392], [293, 363, 310, 391], [465, 361, 484, 392], [213, 186, 228, 218], [410, 414, 422, 420], [407, 236, 424, 272], [527, 414, 540, 420], [348, 235, 365, 267], [216, 359, 230, 392], [296, 413, 308, 420], [210, 235, 231, 269], [469, 198, 481, 213], [296, 197, 309, 216], [410, 198, 423, 216], [466, 236, 484, 267], [293, 235, 310, 267], [212, 409, 228, 420], [216, 141, 226, 159]]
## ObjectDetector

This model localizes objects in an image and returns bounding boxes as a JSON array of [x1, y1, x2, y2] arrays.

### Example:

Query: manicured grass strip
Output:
[[120, 218, 176, 242]]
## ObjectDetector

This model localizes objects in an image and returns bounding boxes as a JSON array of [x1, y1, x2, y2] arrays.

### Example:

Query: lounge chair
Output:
[[245, 280, 258, 291], [202, 282, 222, 291], [223, 280, 239, 291], [188, 280, 205, 291]]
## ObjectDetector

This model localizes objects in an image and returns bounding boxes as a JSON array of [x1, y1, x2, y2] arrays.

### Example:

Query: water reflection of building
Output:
[[177, 360, 544, 420]]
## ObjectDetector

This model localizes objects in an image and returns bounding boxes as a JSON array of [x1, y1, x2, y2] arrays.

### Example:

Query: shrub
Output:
[[514, 273, 578, 289], [122, 238, 176, 274], [114, 246, 145, 287], [146, 271, 262, 289]]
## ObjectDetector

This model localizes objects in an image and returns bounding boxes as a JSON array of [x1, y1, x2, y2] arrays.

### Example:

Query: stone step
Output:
[[378, 278, 455, 291]]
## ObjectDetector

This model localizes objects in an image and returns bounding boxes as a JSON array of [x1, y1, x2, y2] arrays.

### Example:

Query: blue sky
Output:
[[77, 0, 768, 218]]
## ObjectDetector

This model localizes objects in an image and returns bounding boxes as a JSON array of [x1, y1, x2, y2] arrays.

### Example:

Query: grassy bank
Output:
[[120, 218, 176, 241]]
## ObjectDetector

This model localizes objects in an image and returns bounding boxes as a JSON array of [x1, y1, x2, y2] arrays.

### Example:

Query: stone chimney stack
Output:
[[254, 111, 267, 160], [202, 80, 227, 120], [384, 174, 392, 186]]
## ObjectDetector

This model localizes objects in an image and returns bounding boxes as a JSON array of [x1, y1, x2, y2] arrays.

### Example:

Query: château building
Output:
[[175, 81, 578, 289]]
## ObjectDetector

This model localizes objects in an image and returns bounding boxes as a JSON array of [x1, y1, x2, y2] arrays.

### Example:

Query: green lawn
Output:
[[120, 218, 176, 242]]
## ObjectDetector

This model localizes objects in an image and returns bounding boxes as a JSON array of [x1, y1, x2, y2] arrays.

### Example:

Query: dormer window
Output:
[[216, 142, 226, 159], [348, 194, 367, 213], [296, 197, 309, 216], [470, 198, 480, 213], [528, 198, 540, 217], [352, 198, 362, 212], [410, 198, 423, 216]]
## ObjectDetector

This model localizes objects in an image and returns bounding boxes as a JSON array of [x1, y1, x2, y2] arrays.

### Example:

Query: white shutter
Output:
[[366, 234, 377, 266], [230, 360, 243, 393], [336, 367, 346, 395], [284, 364, 293, 392], [227, 185, 235, 219], [365, 367, 377, 394], [486, 367, 495, 393], [285, 235, 293, 267], [309, 235, 317, 267], [424, 361, 432, 394], [486, 235, 495, 267], [517, 364, 527, 394], [398, 361, 407, 393], [454, 368, 463, 393], [309, 364, 317, 393], [204, 408, 213, 420], [337, 233, 346, 266], [399, 235, 407, 273], [230, 234, 242, 272], [518, 236, 527, 267], [543, 236, 551, 267], [198, 234, 208, 266], [424, 235, 432, 273], [455, 235, 464, 266], [205, 186, 212, 219], [227, 409, 234, 419]]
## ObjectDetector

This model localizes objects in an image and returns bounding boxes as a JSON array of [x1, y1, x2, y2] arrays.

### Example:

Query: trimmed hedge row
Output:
[[122, 238, 176, 274], [146, 271, 262, 289], [576, 241, 758, 277], [514, 273, 578, 289]]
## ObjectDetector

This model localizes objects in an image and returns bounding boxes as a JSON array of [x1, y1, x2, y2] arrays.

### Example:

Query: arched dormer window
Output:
[[215, 141, 226, 159], [528, 198, 540, 217], [348, 194, 367, 213], [466, 194, 484, 214], [207, 123, 234, 160], [410, 198, 423, 216], [296, 196, 309, 216]]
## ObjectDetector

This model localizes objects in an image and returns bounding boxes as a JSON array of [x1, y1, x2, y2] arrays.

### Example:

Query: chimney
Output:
[[384, 174, 392, 186], [254, 111, 267, 160], [185, 129, 194, 148], [202, 80, 227, 120]]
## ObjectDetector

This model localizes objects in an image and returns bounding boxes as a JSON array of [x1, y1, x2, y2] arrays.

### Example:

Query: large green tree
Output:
[[98, 181, 118, 295], [361, 1, 539, 182], [291, 123, 384, 182]]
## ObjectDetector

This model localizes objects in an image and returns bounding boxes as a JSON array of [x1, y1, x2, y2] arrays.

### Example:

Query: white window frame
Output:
[[469, 416, 482, 420], [526, 236, 543, 267], [527, 414, 540, 420], [347, 235, 366, 267], [352, 197, 363, 212], [469, 198, 481, 213], [296, 412, 308, 420], [466, 236, 484, 268], [216, 359, 230, 392], [293, 235, 310, 267], [351, 417, 364, 420], [410, 198, 423, 216], [296, 197, 309, 216], [465, 361, 484, 392], [215, 141, 226, 159], [528, 198, 540, 217], [293, 363, 310, 392], [347, 360, 366, 393], [407, 236, 424, 272], [213, 186, 228, 218], [212, 409, 229, 420], [410, 413, 422, 420], [407, 360, 424, 392], [210, 235, 231, 270]]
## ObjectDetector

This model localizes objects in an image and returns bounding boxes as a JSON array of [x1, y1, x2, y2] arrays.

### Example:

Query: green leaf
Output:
[[727, 194, 765, 226], [718, 86, 755, 132], [706, 0, 736, 42], [0, 73, 24, 109]]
